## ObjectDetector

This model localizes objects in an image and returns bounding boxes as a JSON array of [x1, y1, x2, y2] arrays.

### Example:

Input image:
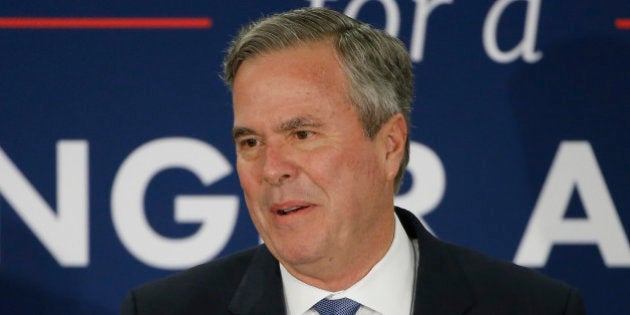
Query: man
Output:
[[121, 7, 585, 315]]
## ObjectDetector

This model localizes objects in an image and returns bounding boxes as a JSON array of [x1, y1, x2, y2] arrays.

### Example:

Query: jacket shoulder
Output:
[[443, 241, 584, 314], [396, 207, 584, 314], [121, 247, 259, 315]]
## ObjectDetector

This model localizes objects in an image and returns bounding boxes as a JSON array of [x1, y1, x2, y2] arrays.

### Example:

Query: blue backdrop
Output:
[[0, 1, 628, 314]]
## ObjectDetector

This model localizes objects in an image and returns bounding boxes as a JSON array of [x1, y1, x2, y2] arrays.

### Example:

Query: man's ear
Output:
[[380, 113, 407, 180]]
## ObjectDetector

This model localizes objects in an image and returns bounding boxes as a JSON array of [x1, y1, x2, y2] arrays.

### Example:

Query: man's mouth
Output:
[[277, 205, 309, 216]]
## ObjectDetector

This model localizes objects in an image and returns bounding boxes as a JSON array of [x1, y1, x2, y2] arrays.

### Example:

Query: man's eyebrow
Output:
[[232, 116, 322, 139], [277, 116, 322, 132], [232, 127, 256, 140]]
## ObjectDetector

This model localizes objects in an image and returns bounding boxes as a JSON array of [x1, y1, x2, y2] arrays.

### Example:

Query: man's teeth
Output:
[[280, 206, 303, 214]]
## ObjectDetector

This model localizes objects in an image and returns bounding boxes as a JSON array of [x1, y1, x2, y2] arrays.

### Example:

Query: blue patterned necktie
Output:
[[312, 297, 361, 315]]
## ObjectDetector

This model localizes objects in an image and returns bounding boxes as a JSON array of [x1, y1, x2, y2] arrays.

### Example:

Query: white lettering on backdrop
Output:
[[111, 137, 239, 269], [309, 0, 543, 63], [515, 141, 630, 267], [0, 141, 88, 266]]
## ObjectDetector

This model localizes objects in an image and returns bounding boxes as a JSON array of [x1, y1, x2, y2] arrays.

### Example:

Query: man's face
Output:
[[232, 41, 402, 278]]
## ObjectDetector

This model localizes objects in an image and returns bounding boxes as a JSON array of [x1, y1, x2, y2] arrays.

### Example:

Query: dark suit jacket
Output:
[[121, 207, 585, 314]]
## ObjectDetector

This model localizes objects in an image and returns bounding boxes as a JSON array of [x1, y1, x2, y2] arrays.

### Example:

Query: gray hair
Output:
[[223, 7, 413, 192]]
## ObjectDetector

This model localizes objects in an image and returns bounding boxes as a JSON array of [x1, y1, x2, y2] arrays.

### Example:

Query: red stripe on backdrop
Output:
[[615, 18, 630, 29], [0, 17, 212, 29]]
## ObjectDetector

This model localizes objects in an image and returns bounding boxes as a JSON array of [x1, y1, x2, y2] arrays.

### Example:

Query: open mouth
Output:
[[277, 205, 309, 216]]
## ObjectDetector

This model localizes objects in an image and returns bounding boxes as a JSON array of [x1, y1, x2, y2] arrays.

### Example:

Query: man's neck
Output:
[[279, 212, 396, 291]]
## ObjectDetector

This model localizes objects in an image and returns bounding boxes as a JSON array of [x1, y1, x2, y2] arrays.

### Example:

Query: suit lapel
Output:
[[228, 245, 286, 314], [228, 209, 475, 315], [396, 208, 476, 315]]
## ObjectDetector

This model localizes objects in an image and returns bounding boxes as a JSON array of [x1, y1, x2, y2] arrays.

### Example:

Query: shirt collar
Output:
[[280, 214, 416, 315]]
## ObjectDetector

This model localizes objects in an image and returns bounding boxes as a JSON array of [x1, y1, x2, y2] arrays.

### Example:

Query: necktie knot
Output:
[[312, 297, 361, 315]]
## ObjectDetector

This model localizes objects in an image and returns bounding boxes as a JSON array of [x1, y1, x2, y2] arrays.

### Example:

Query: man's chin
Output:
[[273, 245, 324, 269]]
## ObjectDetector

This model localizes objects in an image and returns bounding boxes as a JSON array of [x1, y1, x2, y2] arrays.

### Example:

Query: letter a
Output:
[[483, 0, 543, 63], [515, 141, 630, 267]]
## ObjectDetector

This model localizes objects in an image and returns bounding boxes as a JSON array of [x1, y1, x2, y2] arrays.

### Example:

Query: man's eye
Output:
[[241, 138, 258, 147], [295, 130, 312, 140]]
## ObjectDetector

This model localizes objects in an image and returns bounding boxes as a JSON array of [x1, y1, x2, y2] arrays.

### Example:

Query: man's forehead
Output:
[[231, 40, 358, 137], [237, 39, 336, 68], [234, 42, 344, 85]]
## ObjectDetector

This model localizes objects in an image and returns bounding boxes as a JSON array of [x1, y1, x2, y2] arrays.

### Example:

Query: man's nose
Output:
[[262, 143, 296, 185]]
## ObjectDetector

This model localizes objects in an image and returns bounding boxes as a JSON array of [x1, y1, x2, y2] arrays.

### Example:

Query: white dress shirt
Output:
[[280, 214, 417, 315]]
